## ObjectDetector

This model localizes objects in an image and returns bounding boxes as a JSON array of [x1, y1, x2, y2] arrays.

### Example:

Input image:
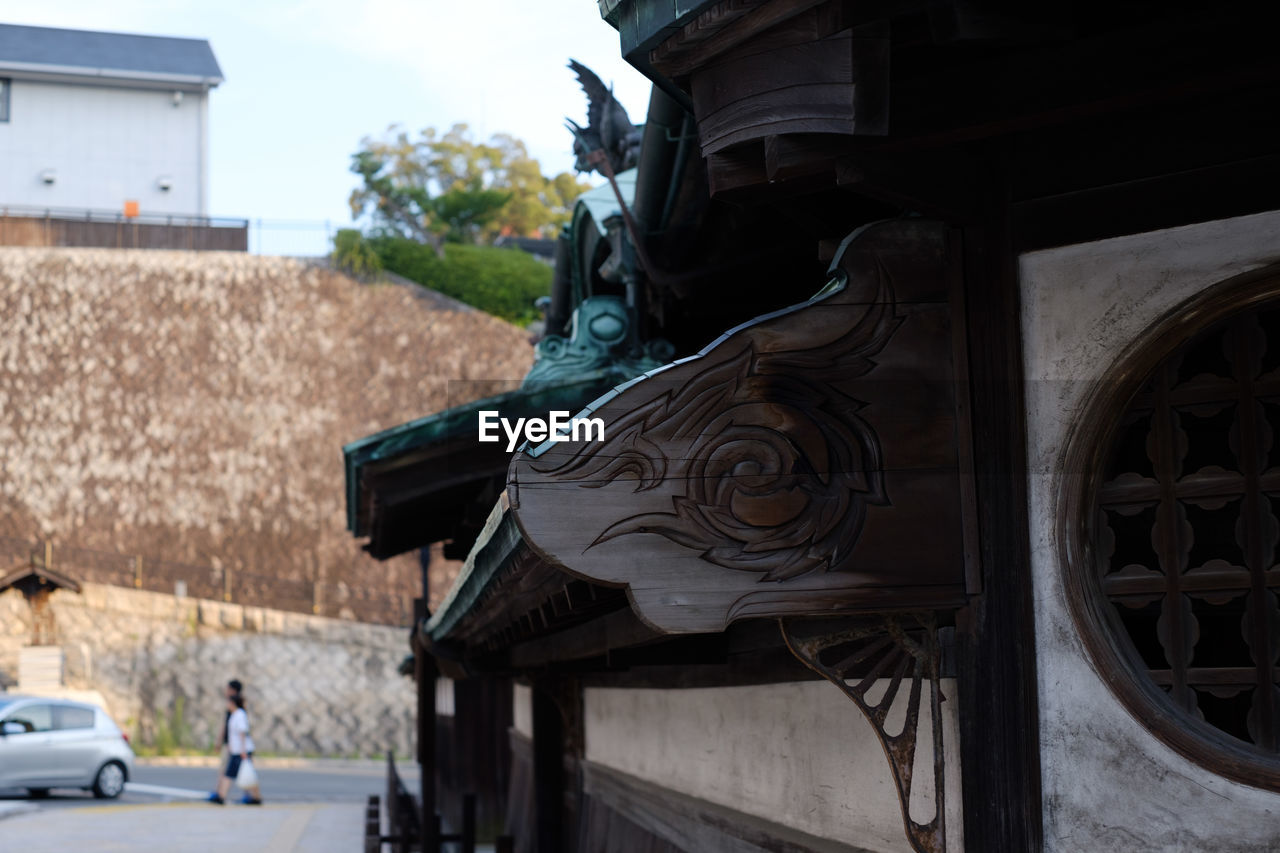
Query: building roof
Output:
[[0, 23, 223, 89], [576, 169, 635, 227], [0, 561, 82, 594]]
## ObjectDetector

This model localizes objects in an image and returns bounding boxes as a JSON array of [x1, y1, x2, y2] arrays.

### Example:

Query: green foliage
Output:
[[330, 228, 383, 280], [150, 695, 191, 756], [371, 235, 551, 326], [350, 123, 591, 247]]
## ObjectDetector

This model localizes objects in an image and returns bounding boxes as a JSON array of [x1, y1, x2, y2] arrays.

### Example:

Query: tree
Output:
[[349, 124, 591, 249]]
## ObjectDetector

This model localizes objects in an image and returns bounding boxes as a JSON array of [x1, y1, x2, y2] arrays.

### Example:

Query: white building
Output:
[[0, 24, 222, 217]]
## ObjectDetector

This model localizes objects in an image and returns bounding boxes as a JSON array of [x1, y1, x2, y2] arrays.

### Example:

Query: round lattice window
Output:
[[1065, 273, 1280, 790]]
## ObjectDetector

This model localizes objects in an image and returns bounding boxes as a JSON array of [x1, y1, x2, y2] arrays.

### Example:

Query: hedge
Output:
[[369, 236, 551, 326]]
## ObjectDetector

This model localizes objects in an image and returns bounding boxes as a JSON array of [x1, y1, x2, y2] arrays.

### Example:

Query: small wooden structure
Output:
[[0, 552, 82, 647]]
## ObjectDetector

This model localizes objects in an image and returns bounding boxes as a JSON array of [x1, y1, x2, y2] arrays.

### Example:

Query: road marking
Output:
[[262, 805, 317, 852], [68, 802, 201, 814], [125, 782, 211, 799]]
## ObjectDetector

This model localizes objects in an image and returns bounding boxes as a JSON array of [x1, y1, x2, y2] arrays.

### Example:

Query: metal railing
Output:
[[248, 218, 338, 257], [0, 207, 352, 257], [0, 535, 412, 627], [0, 205, 249, 251]]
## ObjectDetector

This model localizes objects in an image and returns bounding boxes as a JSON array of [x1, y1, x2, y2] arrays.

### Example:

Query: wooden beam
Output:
[[581, 760, 868, 852], [836, 151, 982, 222], [1013, 152, 1280, 252], [882, 9, 1280, 151], [507, 608, 662, 669]]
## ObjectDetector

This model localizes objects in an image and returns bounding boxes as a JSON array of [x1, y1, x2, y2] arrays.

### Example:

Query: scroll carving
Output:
[[531, 267, 901, 581], [511, 219, 971, 634]]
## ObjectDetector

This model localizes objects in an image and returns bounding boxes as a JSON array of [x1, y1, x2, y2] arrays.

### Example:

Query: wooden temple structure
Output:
[[345, 2, 1280, 850]]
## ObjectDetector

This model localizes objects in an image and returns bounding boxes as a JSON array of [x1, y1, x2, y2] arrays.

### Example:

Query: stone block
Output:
[[262, 609, 285, 635], [220, 606, 244, 630]]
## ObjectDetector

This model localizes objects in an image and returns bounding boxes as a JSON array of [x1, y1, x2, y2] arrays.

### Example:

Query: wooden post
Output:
[[43, 540, 51, 570], [364, 794, 381, 853], [531, 683, 564, 853], [461, 792, 476, 853], [134, 555, 143, 589], [414, 598, 437, 853], [955, 165, 1044, 852], [223, 567, 232, 603]]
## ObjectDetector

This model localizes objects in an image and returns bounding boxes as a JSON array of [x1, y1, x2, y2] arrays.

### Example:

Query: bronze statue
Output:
[[565, 59, 642, 176]]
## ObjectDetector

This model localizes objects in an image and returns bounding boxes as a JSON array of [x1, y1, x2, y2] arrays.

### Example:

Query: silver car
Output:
[[0, 695, 135, 799]]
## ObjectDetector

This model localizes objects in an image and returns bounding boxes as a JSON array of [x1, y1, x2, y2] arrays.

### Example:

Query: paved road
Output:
[[2, 761, 420, 809], [0, 801, 368, 852], [0, 760, 426, 852]]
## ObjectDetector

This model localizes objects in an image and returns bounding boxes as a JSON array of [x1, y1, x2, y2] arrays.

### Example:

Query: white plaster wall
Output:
[[1020, 210, 1280, 851], [584, 679, 962, 852], [0, 79, 206, 214], [437, 678, 455, 717], [512, 683, 532, 740]]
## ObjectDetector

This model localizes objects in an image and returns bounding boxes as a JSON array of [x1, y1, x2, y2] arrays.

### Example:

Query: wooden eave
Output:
[[422, 493, 835, 684], [606, 0, 1280, 242], [424, 492, 667, 675], [344, 371, 629, 560], [426, 220, 976, 677], [0, 562, 82, 594]]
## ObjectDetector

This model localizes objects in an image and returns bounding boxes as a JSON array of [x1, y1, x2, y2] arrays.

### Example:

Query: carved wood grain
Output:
[[510, 220, 973, 634]]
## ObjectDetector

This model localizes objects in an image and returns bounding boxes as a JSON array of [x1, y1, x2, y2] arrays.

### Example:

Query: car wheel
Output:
[[27, 788, 50, 799], [92, 761, 126, 799]]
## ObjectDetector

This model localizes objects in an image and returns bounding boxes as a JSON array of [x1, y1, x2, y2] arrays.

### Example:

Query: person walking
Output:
[[209, 693, 262, 805], [209, 679, 242, 796], [213, 679, 242, 758]]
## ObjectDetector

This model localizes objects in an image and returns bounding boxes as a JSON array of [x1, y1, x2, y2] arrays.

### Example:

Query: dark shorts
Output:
[[224, 752, 255, 779]]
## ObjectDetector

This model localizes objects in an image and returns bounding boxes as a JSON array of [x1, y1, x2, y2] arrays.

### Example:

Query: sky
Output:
[[1, 1, 653, 248]]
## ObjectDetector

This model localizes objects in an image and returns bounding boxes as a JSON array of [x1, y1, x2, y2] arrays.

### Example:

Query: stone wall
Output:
[[0, 582, 415, 757], [0, 249, 533, 623]]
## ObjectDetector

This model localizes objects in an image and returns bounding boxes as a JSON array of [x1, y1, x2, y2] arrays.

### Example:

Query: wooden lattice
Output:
[[1099, 305, 1280, 753]]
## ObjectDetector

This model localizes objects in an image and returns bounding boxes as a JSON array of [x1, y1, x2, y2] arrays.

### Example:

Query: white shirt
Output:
[[227, 708, 255, 756]]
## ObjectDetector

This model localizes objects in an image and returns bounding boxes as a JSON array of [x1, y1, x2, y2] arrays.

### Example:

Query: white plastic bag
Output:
[[235, 758, 258, 789]]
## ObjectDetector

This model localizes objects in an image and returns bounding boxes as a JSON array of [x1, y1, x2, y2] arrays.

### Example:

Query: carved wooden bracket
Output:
[[509, 219, 975, 634], [781, 614, 948, 853]]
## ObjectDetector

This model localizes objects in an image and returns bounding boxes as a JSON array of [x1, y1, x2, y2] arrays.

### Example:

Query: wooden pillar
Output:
[[531, 683, 564, 853], [955, 153, 1044, 851], [414, 598, 438, 853]]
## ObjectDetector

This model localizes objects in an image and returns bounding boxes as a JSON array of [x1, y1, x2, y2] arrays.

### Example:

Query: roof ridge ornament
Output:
[[566, 59, 642, 177]]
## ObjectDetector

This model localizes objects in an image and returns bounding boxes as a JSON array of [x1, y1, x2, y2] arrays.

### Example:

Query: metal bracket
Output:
[[781, 613, 947, 853]]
